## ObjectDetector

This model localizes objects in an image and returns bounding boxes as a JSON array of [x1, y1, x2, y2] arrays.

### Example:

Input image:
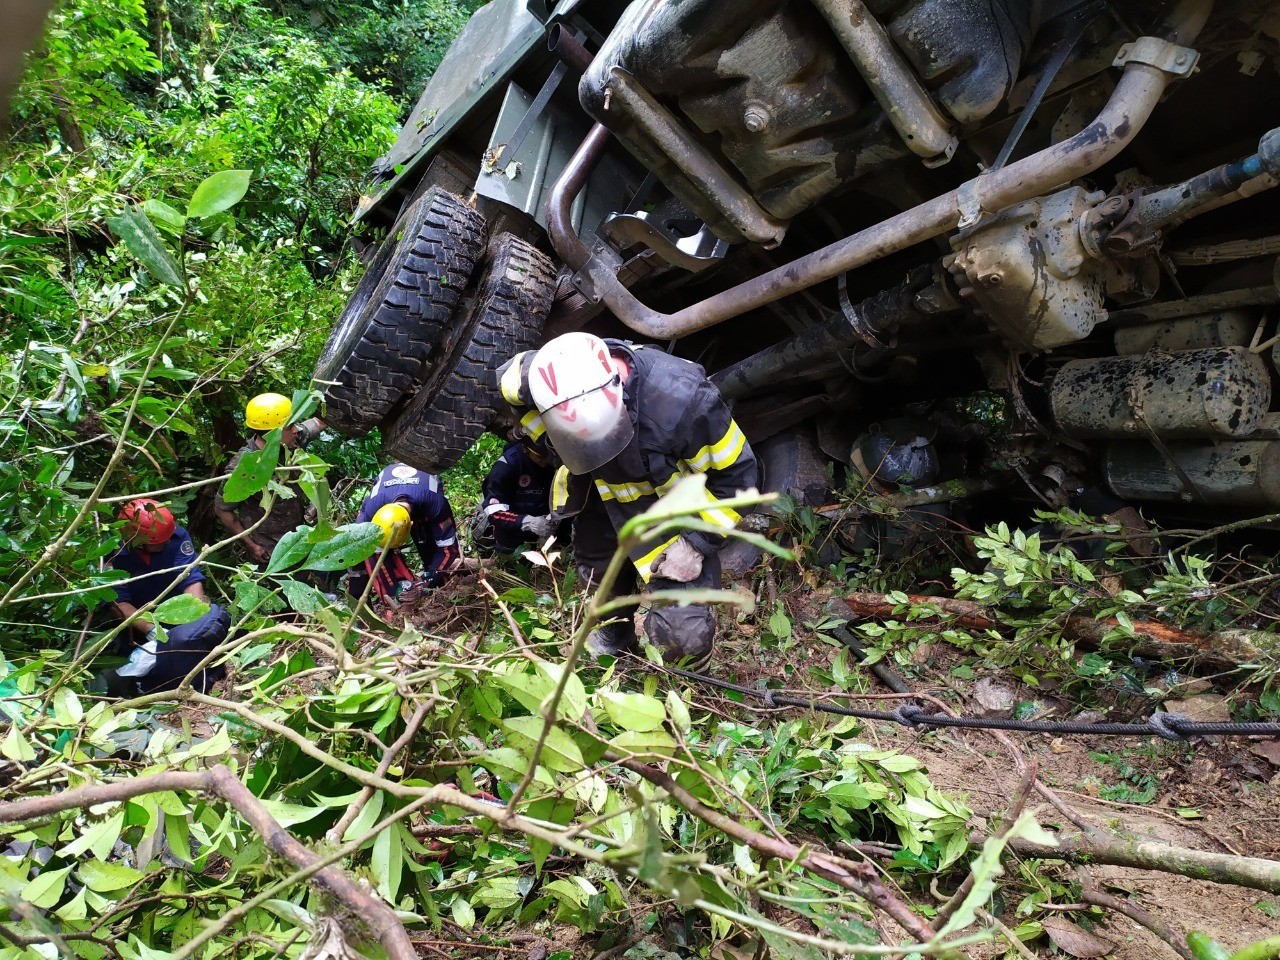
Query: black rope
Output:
[[659, 666, 1280, 741]]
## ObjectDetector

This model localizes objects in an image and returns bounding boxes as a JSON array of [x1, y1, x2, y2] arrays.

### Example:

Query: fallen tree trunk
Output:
[[844, 592, 1280, 669], [1004, 828, 1280, 895]]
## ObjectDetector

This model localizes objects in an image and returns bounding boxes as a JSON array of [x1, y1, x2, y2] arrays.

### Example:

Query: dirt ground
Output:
[[707, 584, 1280, 957]]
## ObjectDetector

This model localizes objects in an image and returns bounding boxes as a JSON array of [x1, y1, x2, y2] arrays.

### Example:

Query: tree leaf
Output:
[[372, 822, 403, 903], [610, 729, 677, 758], [451, 896, 475, 930], [265, 527, 313, 573], [142, 199, 186, 234], [22, 865, 72, 909], [78, 858, 145, 893], [187, 169, 252, 219], [106, 207, 184, 288], [302, 523, 383, 571], [279, 579, 328, 613], [502, 716, 584, 772], [153, 594, 209, 625], [598, 691, 666, 732], [221, 430, 282, 503], [1042, 916, 1114, 958]]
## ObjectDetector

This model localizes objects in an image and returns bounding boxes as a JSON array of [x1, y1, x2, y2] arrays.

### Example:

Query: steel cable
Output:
[[657, 665, 1280, 740]]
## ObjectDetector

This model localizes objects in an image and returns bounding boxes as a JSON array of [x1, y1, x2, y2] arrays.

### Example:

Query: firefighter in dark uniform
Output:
[[350, 463, 460, 602], [98, 498, 229, 694], [499, 332, 758, 666], [479, 436, 560, 554]]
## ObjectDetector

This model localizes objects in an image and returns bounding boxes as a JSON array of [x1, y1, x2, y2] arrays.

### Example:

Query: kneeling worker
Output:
[[350, 463, 459, 603], [100, 499, 229, 694], [479, 434, 560, 554], [498, 332, 758, 667]]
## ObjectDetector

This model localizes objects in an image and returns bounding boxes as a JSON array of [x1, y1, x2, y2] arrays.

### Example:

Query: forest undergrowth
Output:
[[4, 2, 1280, 960]]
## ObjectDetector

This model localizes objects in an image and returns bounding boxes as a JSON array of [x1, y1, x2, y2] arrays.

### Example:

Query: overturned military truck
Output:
[[313, 0, 1280, 542]]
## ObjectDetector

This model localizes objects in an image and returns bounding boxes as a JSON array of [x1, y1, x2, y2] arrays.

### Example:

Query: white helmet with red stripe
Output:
[[527, 332, 633, 474]]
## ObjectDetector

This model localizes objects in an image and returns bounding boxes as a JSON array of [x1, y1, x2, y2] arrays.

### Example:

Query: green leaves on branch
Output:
[[106, 207, 184, 289], [222, 430, 282, 504], [265, 522, 383, 574], [153, 594, 210, 625], [107, 170, 253, 288], [187, 170, 252, 219]]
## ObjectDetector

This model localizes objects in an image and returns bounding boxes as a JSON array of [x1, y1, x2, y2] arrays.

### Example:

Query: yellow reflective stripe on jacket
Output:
[[520, 410, 545, 440], [551, 465, 571, 512], [594, 478, 655, 503], [652, 472, 741, 530], [634, 534, 681, 582], [500, 353, 530, 405], [681, 420, 748, 474]]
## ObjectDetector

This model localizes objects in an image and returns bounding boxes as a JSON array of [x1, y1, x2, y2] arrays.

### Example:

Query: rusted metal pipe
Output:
[[810, 0, 957, 163], [545, 1, 1212, 342], [546, 23, 592, 74], [546, 123, 611, 272], [601, 68, 788, 248]]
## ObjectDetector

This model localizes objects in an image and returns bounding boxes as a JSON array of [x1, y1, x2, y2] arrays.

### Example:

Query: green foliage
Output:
[[0, 481, 984, 960]]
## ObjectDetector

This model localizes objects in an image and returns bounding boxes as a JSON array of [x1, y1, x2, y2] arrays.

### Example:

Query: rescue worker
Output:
[[214, 392, 325, 565], [99, 498, 229, 694], [498, 332, 758, 666], [478, 435, 561, 554], [349, 463, 459, 603]]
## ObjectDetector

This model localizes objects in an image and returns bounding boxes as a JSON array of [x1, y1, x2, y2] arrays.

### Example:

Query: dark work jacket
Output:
[[482, 443, 555, 552], [549, 342, 759, 581]]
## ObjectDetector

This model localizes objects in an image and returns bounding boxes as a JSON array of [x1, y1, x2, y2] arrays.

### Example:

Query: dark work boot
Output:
[[585, 620, 639, 660]]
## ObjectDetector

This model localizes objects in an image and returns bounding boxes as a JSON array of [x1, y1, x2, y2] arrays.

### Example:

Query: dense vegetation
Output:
[[2, 4, 1280, 960]]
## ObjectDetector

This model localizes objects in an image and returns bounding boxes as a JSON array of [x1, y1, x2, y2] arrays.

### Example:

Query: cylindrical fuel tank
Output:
[[1113, 310, 1255, 355], [1050, 347, 1271, 440], [1104, 440, 1280, 508]]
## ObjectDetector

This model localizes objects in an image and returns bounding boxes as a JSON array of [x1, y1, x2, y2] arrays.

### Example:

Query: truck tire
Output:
[[313, 187, 486, 436], [382, 234, 556, 471]]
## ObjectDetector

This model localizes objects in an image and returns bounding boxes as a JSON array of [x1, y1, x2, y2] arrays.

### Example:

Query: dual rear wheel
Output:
[[312, 188, 556, 471]]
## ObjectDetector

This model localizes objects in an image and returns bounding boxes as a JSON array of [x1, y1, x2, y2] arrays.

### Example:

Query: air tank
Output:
[[1050, 347, 1271, 440], [1104, 440, 1280, 508]]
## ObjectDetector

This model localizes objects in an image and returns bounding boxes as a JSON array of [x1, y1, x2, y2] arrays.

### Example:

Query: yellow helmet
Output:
[[245, 393, 292, 431], [372, 503, 411, 548]]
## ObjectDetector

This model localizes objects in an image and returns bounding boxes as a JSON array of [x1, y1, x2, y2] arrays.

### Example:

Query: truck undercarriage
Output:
[[313, 0, 1280, 538]]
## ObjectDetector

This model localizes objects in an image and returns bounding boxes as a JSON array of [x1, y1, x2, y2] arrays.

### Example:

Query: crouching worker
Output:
[[498, 332, 758, 668], [96, 499, 229, 696], [476, 434, 562, 555], [214, 392, 325, 566], [348, 463, 459, 604]]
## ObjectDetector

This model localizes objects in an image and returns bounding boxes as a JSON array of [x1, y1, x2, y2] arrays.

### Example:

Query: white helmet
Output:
[[527, 332, 633, 474]]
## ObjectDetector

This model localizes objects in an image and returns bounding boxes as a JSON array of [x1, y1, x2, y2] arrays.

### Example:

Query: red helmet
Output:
[[121, 498, 176, 547]]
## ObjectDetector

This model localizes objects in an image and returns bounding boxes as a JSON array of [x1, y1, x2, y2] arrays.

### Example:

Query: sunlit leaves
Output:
[[187, 170, 253, 219]]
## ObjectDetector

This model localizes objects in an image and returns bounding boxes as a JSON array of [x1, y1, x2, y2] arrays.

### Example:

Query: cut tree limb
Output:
[[844, 591, 1279, 669], [0, 765, 418, 960], [618, 757, 937, 943], [1005, 827, 1280, 895]]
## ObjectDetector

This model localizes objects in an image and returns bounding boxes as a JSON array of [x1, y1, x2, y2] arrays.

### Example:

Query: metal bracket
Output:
[[956, 177, 985, 229], [1113, 36, 1199, 77]]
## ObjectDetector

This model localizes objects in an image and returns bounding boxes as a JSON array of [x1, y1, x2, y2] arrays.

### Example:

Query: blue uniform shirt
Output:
[[356, 464, 458, 579], [110, 526, 204, 608]]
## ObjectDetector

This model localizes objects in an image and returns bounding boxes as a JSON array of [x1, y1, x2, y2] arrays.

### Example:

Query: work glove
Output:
[[521, 514, 558, 539], [649, 536, 704, 583]]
